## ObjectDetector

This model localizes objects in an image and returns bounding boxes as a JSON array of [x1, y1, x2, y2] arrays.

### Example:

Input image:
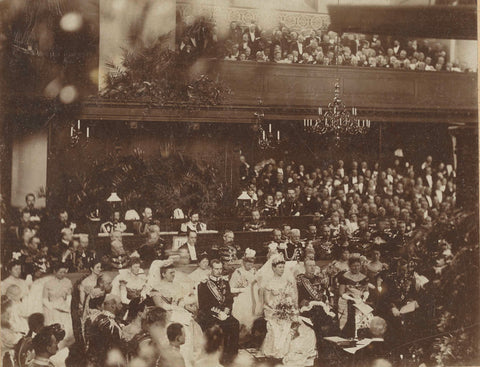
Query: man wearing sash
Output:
[[197, 259, 239, 361], [297, 259, 335, 353]]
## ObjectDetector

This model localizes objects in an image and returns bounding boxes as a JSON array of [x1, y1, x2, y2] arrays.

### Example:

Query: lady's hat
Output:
[[243, 248, 256, 262]]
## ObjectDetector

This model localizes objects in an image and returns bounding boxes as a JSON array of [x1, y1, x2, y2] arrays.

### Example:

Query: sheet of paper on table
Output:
[[400, 301, 417, 314], [354, 301, 374, 315], [343, 338, 384, 354], [324, 336, 350, 343]]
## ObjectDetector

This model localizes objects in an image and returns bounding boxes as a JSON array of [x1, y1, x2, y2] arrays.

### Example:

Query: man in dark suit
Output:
[[49, 228, 73, 264], [279, 188, 302, 216], [198, 260, 239, 361], [392, 40, 402, 56], [228, 21, 243, 44], [48, 209, 75, 244], [289, 34, 305, 56], [300, 186, 319, 215], [320, 34, 333, 54], [23, 193, 42, 220], [243, 209, 266, 231], [136, 229, 166, 268], [244, 23, 259, 55], [178, 230, 198, 264]]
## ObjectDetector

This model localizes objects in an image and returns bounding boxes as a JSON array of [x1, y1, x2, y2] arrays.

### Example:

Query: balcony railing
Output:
[[81, 59, 477, 124], [207, 60, 477, 111]]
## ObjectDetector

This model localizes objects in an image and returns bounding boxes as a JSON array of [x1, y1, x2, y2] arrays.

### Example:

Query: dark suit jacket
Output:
[[244, 30, 260, 54], [289, 41, 306, 55], [300, 196, 319, 215], [279, 200, 302, 216]]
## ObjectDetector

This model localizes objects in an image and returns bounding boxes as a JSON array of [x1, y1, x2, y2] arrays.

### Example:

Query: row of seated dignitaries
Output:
[[3, 239, 437, 367]]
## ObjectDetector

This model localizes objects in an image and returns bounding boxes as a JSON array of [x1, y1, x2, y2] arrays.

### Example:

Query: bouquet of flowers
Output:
[[273, 296, 298, 321]]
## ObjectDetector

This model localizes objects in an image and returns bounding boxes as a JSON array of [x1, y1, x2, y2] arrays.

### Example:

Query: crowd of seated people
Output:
[[0, 150, 466, 367], [238, 153, 455, 219], [178, 18, 473, 72]]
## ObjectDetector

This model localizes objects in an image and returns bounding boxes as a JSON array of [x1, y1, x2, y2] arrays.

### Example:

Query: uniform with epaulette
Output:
[[297, 272, 336, 352], [198, 275, 239, 359]]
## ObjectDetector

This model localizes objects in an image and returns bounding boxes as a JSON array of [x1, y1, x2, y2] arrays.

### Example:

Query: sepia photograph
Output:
[[0, 0, 478, 366]]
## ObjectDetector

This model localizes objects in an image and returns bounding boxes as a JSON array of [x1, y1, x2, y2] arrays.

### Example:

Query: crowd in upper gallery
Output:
[[178, 20, 474, 72]]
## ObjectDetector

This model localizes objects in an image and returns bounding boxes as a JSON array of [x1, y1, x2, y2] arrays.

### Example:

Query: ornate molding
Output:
[[177, 2, 330, 31]]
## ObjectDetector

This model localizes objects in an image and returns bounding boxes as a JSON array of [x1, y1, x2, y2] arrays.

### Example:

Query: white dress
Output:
[[261, 275, 297, 359], [283, 321, 317, 367], [25, 275, 54, 316], [43, 277, 73, 342], [229, 266, 257, 331], [112, 269, 147, 304]]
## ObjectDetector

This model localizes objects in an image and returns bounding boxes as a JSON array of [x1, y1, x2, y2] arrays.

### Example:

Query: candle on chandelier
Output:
[[319, 107, 322, 115], [262, 130, 266, 139], [277, 131, 280, 140], [367, 120, 371, 127], [269, 124, 272, 133], [86, 127, 90, 138], [78, 120, 80, 129], [70, 126, 73, 137]]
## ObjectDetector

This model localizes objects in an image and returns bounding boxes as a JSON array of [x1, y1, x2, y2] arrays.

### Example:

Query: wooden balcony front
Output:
[[81, 60, 477, 125]]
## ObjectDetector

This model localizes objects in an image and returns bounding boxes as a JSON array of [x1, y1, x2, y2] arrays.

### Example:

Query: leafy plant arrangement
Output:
[[393, 210, 480, 366], [46, 149, 227, 221], [99, 32, 230, 105]]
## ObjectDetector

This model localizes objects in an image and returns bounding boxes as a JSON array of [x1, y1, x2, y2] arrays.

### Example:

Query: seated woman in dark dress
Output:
[[338, 256, 372, 338]]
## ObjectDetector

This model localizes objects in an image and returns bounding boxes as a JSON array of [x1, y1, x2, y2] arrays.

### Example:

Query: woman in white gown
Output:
[[147, 261, 187, 309], [229, 248, 257, 333], [42, 263, 73, 347], [112, 257, 147, 305], [260, 253, 298, 359], [188, 252, 211, 288], [146, 260, 202, 367]]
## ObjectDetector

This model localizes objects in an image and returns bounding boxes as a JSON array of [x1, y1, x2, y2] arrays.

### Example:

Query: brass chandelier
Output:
[[304, 79, 370, 140]]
